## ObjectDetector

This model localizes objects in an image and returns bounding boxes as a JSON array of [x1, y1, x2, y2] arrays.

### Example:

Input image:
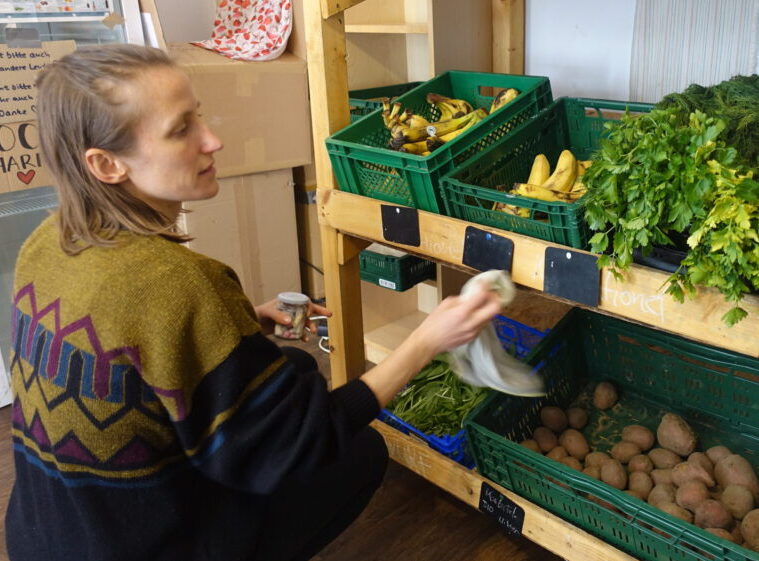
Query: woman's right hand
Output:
[[410, 289, 504, 360]]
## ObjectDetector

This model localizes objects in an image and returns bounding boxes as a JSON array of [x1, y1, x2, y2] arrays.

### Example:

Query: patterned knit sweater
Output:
[[6, 216, 379, 561]]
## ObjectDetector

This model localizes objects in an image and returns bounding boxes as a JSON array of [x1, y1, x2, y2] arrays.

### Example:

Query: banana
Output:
[[407, 113, 431, 128], [576, 160, 593, 177], [390, 122, 429, 143], [493, 202, 530, 217], [426, 93, 474, 119], [526, 154, 551, 185], [489, 88, 519, 113], [541, 150, 577, 192], [426, 136, 445, 151], [511, 182, 566, 203], [426, 109, 487, 138], [398, 139, 429, 155]]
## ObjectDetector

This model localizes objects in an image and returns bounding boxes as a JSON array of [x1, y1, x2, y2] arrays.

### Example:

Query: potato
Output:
[[687, 452, 714, 476], [651, 468, 674, 486], [706, 445, 732, 465], [546, 446, 568, 461], [566, 407, 588, 430], [585, 451, 611, 468], [720, 484, 755, 520], [583, 465, 601, 479], [648, 483, 676, 508], [621, 425, 655, 452], [540, 406, 568, 433], [704, 527, 737, 543], [732, 523, 745, 545], [715, 454, 759, 502], [611, 441, 642, 464], [601, 459, 628, 490], [671, 461, 715, 488], [629, 471, 654, 500], [520, 439, 541, 453], [741, 509, 759, 551], [625, 489, 645, 500], [656, 413, 697, 456], [593, 381, 618, 410], [559, 456, 582, 471], [658, 501, 694, 523], [628, 454, 654, 474], [649, 448, 682, 469], [675, 480, 710, 512], [558, 429, 590, 461], [533, 426, 558, 453], [694, 499, 732, 529]]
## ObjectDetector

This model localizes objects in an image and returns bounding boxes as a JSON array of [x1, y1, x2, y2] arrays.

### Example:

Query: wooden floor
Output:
[[0, 289, 570, 561]]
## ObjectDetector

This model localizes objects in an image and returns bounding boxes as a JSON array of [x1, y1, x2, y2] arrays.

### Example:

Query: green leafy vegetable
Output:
[[386, 355, 487, 436]]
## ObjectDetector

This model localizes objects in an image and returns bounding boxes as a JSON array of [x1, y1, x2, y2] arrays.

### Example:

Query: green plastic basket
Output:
[[465, 308, 759, 561], [359, 248, 435, 292], [440, 97, 653, 249], [327, 71, 553, 213], [349, 82, 424, 123]]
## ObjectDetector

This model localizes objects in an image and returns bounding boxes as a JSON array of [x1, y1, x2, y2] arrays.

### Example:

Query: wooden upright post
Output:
[[492, 0, 525, 74], [304, 0, 367, 386]]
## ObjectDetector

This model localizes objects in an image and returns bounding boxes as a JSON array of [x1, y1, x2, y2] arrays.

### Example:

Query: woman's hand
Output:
[[410, 290, 504, 359], [255, 298, 332, 341]]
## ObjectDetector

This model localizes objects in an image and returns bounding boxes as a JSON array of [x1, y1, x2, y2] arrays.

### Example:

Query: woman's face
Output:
[[117, 67, 223, 219]]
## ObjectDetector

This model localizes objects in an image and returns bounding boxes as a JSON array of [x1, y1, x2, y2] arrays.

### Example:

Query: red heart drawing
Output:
[[17, 170, 35, 185]]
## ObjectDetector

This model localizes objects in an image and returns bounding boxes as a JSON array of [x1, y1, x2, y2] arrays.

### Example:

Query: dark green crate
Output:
[[440, 97, 653, 249], [327, 71, 553, 213], [359, 249, 435, 292], [349, 82, 424, 123], [465, 308, 759, 561]]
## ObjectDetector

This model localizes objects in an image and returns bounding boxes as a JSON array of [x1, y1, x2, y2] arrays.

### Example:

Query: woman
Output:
[[6, 44, 503, 561]]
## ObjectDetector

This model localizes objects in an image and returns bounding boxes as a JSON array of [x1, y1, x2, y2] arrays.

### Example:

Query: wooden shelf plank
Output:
[[345, 23, 428, 34], [320, 0, 369, 19], [372, 420, 636, 561], [318, 189, 759, 358], [364, 310, 427, 364]]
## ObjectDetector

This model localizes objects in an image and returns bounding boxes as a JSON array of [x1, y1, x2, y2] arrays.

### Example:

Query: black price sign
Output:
[[479, 481, 524, 535], [462, 226, 514, 272], [380, 205, 420, 247], [543, 247, 600, 307]]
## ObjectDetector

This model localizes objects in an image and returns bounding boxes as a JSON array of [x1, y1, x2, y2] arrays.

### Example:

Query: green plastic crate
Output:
[[465, 308, 759, 561], [327, 71, 553, 213], [349, 82, 424, 123], [440, 97, 653, 249], [359, 247, 435, 292]]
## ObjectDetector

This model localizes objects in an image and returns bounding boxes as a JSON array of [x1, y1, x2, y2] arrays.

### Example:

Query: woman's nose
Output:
[[201, 123, 223, 153]]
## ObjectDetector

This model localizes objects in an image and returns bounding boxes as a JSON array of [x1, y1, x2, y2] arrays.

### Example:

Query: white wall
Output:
[[525, 0, 637, 101], [154, 0, 217, 43]]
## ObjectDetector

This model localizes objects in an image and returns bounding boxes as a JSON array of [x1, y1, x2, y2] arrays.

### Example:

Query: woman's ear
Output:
[[84, 148, 129, 184]]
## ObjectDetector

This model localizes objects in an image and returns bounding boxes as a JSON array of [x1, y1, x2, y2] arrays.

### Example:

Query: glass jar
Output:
[[274, 292, 310, 340]]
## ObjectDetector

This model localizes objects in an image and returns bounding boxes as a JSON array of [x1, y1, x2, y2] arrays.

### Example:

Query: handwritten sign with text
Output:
[[479, 481, 525, 535], [0, 40, 75, 125]]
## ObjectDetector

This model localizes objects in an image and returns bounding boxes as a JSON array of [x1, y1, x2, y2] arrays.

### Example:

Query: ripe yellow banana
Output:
[[493, 202, 530, 217], [398, 139, 429, 155], [511, 182, 579, 203], [541, 150, 577, 192], [489, 88, 520, 113], [576, 160, 593, 177], [426, 93, 474, 119], [527, 154, 551, 185], [407, 113, 431, 128], [426, 109, 487, 137]]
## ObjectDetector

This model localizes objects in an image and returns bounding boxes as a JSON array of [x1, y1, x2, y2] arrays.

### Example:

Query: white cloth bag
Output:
[[446, 270, 546, 397]]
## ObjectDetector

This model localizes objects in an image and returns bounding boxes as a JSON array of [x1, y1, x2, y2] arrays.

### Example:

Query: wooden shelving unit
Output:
[[302, 2, 759, 560]]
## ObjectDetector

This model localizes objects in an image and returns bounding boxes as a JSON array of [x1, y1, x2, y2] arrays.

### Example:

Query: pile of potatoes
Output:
[[518, 381, 759, 552]]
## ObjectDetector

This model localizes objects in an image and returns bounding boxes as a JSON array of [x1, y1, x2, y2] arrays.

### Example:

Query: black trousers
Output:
[[255, 347, 389, 561]]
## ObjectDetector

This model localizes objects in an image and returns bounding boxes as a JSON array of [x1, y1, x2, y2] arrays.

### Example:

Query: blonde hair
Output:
[[35, 44, 191, 255]]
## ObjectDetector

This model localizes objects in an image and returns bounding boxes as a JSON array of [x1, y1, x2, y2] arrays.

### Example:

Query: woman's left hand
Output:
[[255, 298, 332, 341]]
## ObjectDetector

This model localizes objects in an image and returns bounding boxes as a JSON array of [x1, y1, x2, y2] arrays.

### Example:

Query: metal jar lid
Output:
[[277, 292, 310, 306]]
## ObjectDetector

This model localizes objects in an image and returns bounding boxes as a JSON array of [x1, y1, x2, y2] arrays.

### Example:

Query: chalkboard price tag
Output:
[[381, 205, 420, 247], [543, 247, 600, 306], [479, 481, 524, 535], [462, 226, 514, 272]]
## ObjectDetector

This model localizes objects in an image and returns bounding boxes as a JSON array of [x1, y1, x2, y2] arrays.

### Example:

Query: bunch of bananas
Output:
[[495, 151, 592, 216], [381, 89, 520, 156]]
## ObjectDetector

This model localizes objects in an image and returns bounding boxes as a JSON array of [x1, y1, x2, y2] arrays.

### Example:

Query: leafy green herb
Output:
[[665, 164, 759, 326], [386, 355, 487, 436], [583, 108, 731, 274]]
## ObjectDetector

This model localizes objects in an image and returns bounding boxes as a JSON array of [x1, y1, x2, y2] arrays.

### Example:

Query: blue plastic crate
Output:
[[380, 315, 547, 467]]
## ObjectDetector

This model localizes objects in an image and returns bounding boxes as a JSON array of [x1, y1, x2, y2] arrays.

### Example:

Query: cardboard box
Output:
[[169, 43, 312, 178], [182, 169, 302, 304]]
